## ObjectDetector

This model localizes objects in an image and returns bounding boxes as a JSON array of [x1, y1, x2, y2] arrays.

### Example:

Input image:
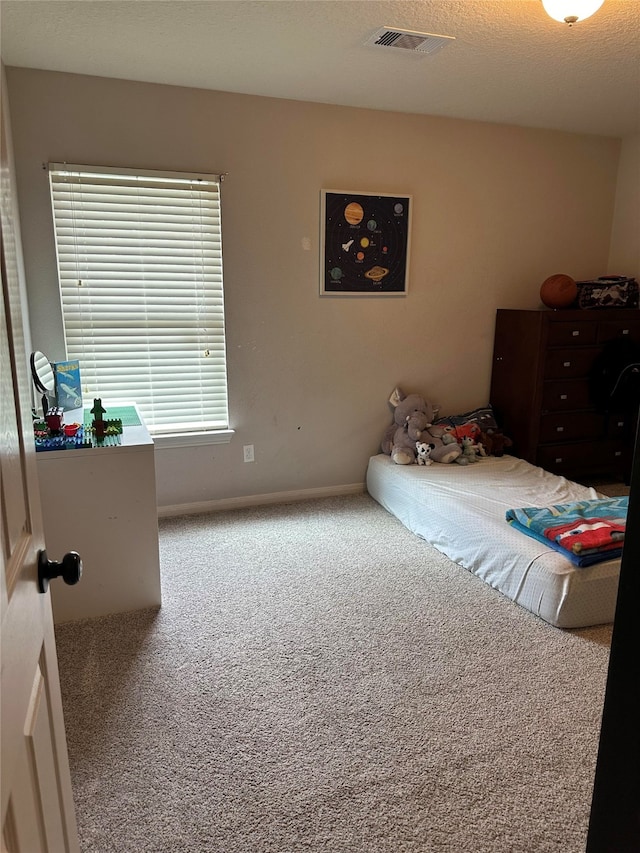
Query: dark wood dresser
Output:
[[489, 308, 640, 483]]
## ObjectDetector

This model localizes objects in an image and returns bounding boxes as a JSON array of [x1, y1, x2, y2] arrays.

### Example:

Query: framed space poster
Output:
[[320, 189, 412, 296]]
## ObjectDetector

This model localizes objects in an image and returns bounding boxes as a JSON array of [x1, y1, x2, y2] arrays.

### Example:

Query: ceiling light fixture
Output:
[[541, 0, 605, 25]]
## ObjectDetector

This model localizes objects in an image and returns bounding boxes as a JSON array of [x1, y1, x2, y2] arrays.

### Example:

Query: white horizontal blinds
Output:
[[48, 164, 229, 434]]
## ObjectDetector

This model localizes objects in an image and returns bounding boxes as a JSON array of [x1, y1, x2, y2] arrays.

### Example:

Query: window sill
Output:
[[153, 429, 235, 450]]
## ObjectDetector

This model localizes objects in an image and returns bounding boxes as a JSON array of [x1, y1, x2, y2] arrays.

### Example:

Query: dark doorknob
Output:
[[38, 549, 83, 593]]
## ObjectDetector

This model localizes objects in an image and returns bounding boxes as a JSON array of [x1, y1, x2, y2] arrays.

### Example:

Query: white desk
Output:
[[36, 402, 162, 623]]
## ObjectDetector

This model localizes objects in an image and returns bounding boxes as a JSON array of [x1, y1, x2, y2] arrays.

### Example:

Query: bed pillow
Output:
[[433, 405, 499, 432]]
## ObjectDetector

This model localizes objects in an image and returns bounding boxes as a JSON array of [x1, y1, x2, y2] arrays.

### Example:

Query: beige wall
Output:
[[608, 134, 640, 278], [5, 67, 624, 510]]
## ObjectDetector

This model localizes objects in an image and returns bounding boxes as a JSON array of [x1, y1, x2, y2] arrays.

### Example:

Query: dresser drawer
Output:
[[547, 321, 598, 347], [544, 348, 600, 379], [606, 413, 634, 438], [537, 440, 626, 474], [539, 411, 603, 443], [597, 320, 640, 345], [541, 379, 592, 412]]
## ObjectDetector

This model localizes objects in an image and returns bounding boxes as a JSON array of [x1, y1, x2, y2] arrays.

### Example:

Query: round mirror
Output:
[[30, 351, 55, 394]]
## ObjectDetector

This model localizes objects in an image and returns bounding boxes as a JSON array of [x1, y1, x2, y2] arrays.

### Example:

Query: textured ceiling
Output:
[[1, 0, 639, 137]]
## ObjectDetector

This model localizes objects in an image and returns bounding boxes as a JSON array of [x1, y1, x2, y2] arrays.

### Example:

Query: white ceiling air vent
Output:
[[366, 27, 455, 56]]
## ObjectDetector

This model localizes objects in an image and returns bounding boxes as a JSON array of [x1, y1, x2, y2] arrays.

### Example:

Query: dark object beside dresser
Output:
[[490, 308, 640, 484]]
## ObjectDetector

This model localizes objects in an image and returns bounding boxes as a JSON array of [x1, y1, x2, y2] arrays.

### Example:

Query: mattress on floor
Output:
[[366, 453, 621, 629]]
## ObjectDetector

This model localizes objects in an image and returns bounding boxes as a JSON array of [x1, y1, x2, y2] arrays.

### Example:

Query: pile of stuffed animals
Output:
[[381, 388, 512, 466]]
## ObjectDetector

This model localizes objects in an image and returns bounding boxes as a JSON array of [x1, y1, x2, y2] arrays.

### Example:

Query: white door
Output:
[[1, 69, 80, 852]]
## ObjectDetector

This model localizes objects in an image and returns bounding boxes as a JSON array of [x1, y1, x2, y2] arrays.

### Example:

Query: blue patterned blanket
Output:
[[506, 496, 627, 567]]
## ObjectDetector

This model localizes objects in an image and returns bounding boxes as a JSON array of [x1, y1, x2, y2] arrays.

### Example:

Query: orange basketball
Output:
[[540, 273, 577, 309]]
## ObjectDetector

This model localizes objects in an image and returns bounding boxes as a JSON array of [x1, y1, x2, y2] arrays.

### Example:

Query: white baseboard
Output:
[[157, 482, 366, 518]]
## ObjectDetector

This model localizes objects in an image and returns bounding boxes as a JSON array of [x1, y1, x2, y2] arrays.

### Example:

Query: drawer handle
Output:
[[615, 451, 622, 457], [556, 426, 564, 432], [618, 421, 624, 427], [572, 330, 580, 336], [563, 361, 571, 368], [560, 394, 568, 400], [555, 457, 563, 463], [623, 329, 629, 335]]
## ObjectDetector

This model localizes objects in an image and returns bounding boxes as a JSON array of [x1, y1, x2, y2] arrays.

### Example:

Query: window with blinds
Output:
[[48, 163, 229, 436]]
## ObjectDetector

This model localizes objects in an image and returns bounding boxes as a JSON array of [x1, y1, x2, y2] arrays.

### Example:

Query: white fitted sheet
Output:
[[366, 453, 621, 628]]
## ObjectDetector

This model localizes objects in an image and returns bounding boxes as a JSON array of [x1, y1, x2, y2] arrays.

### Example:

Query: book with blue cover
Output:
[[53, 360, 83, 411]]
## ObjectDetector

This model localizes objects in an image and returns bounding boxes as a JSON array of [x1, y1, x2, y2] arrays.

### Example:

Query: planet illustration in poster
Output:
[[344, 202, 364, 225], [364, 266, 389, 282], [330, 267, 344, 281]]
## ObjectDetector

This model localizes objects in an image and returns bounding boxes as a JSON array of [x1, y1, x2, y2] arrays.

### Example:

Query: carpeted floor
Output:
[[591, 480, 630, 497], [54, 493, 612, 853]]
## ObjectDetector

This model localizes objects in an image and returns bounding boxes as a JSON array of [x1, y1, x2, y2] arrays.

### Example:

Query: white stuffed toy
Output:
[[416, 441, 435, 466]]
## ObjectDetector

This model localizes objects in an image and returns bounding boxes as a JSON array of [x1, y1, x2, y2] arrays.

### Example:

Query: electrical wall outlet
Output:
[[243, 444, 255, 463]]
